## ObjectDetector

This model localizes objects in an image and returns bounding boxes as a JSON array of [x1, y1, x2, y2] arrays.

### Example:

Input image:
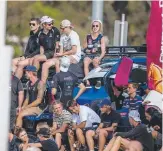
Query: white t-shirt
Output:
[[79, 105, 101, 128], [59, 30, 81, 62], [72, 113, 81, 124]]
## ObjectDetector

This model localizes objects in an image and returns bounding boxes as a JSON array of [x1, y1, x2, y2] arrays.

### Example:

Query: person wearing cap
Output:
[[86, 98, 121, 151], [40, 19, 81, 84], [67, 101, 101, 151], [104, 110, 154, 151], [16, 66, 46, 128], [51, 56, 86, 108], [32, 17, 60, 71], [12, 18, 41, 79], [28, 128, 59, 151], [83, 20, 106, 89], [141, 83, 150, 100], [123, 82, 143, 111]]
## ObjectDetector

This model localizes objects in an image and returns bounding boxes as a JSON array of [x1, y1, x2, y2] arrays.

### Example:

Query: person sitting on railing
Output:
[[86, 98, 121, 151], [83, 20, 106, 89], [16, 66, 46, 128], [32, 17, 60, 72], [41, 19, 81, 84], [12, 18, 41, 79]]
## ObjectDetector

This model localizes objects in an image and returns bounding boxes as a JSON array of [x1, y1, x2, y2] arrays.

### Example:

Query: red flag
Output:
[[146, 1, 162, 89]]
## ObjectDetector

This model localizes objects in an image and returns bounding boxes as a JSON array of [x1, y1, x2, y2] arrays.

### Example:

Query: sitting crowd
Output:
[[9, 15, 162, 151]]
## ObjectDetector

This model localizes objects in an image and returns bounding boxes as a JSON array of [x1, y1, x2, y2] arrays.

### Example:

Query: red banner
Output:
[[146, 1, 162, 68]]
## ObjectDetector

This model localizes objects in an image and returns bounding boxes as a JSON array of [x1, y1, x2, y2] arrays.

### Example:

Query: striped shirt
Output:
[[123, 95, 142, 111], [53, 110, 72, 128]]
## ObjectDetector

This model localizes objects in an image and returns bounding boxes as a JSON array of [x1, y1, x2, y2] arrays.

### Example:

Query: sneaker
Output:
[[85, 83, 92, 89], [95, 81, 101, 89], [79, 145, 87, 151]]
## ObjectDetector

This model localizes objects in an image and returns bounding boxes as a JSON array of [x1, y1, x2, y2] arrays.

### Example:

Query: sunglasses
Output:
[[47, 23, 53, 26], [60, 27, 67, 30], [29, 23, 36, 26], [92, 25, 99, 28]]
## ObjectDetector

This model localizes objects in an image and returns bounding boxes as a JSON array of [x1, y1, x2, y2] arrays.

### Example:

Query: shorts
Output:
[[44, 51, 54, 59], [60, 131, 69, 144], [85, 54, 100, 60]]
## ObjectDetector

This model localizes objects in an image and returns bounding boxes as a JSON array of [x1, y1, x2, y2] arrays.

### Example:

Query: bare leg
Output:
[[33, 55, 47, 70], [55, 133, 62, 149], [41, 58, 58, 83], [110, 136, 123, 151], [104, 137, 116, 151], [12, 57, 21, 73], [128, 141, 143, 151], [84, 57, 92, 85], [68, 129, 75, 151], [98, 129, 108, 151], [86, 130, 95, 150], [76, 128, 85, 145], [15, 58, 30, 79]]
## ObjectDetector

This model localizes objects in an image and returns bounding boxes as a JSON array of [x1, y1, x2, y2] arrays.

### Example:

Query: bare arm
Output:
[[52, 123, 69, 135], [99, 37, 106, 60], [63, 45, 77, 56], [18, 91, 24, 108], [103, 123, 118, 132], [75, 121, 86, 129], [51, 88, 57, 96], [73, 83, 86, 101]]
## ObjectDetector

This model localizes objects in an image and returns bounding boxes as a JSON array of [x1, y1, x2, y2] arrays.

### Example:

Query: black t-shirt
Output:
[[149, 116, 162, 133], [24, 30, 40, 58], [116, 124, 154, 151], [40, 139, 59, 151], [101, 110, 121, 128], [52, 71, 81, 105], [10, 75, 23, 109], [113, 92, 125, 110], [39, 27, 60, 52]]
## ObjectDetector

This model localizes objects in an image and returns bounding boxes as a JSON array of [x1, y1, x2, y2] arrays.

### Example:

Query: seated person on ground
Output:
[[13, 18, 40, 79], [145, 107, 162, 148], [16, 66, 46, 128], [28, 128, 59, 151], [41, 19, 81, 83], [104, 110, 154, 151], [123, 82, 143, 111], [32, 17, 60, 74], [51, 101, 72, 149], [51, 56, 86, 109], [83, 20, 106, 89], [86, 98, 121, 151], [15, 127, 35, 151], [67, 101, 101, 151]]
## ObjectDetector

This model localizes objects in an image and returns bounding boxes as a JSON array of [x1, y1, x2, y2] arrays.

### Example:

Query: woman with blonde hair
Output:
[[83, 20, 106, 89]]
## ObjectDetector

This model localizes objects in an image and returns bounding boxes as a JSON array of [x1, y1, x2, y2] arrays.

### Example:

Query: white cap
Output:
[[60, 56, 70, 72], [40, 16, 49, 24], [60, 19, 73, 28], [129, 110, 141, 122], [92, 19, 103, 25], [42, 17, 54, 24]]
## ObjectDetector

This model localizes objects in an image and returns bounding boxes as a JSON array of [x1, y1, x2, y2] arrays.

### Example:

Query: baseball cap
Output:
[[98, 98, 111, 108], [60, 56, 70, 72], [40, 16, 49, 24], [128, 110, 141, 122], [36, 128, 50, 137], [141, 83, 148, 90], [24, 65, 37, 72], [42, 17, 54, 24], [60, 19, 73, 28]]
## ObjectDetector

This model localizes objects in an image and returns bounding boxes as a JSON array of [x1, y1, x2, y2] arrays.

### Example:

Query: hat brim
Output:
[[60, 66, 68, 72]]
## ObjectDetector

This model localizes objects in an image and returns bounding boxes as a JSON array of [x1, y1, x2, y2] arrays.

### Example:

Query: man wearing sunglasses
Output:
[[12, 18, 41, 79], [40, 19, 81, 84], [32, 17, 60, 73]]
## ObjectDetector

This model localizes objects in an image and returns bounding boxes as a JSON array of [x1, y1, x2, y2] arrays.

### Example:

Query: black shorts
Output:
[[10, 109, 16, 131], [44, 51, 54, 59], [60, 131, 69, 144]]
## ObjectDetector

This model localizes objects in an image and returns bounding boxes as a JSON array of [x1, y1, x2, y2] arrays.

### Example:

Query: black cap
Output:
[[36, 128, 50, 137]]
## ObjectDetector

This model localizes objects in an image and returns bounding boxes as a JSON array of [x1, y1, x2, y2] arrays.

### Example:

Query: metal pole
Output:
[[120, 14, 125, 46], [0, 1, 13, 150], [92, 0, 104, 22]]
